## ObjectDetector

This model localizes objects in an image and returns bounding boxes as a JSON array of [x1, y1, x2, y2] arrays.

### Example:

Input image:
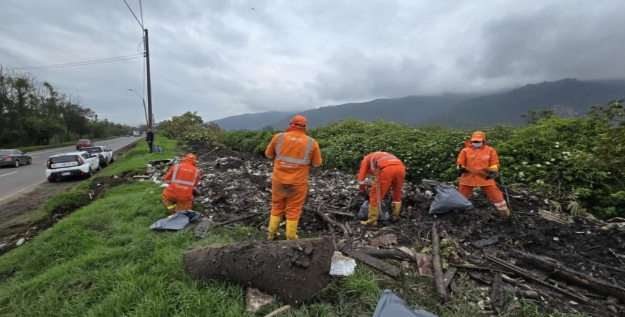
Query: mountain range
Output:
[[211, 78, 625, 130]]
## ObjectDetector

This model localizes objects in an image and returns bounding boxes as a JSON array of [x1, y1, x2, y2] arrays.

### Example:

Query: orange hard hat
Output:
[[184, 153, 197, 164], [471, 131, 485, 142], [290, 115, 307, 127]]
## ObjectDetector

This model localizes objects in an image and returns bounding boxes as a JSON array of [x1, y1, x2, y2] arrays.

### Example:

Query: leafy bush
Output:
[[157, 112, 224, 144]]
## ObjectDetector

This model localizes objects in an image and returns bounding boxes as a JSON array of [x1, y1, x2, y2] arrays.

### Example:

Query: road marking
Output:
[[0, 180, 45, 202], [0, 171, 18, 178]]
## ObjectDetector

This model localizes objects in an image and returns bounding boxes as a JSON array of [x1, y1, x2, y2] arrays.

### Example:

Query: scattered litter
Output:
[[472, 235, 500, 248], [372, 289, 439, 317], [539, 209, 574, 224], [245, 287, 274, 312], [416, 253, 433, 277], [602, 223, 625, 231], [330, 251, 357, 276], [15, 238, 25, 246], [149, 211, 201, 231], [422, 179, 473, 214]]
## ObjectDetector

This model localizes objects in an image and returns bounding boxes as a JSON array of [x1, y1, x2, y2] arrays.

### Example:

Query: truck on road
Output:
[[133, 131, 140, 137]]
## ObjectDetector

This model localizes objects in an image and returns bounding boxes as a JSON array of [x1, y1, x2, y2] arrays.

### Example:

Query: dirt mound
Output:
[[88, 176, 130, 199]]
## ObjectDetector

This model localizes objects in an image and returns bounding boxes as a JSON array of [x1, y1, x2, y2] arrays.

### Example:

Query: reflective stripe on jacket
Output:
[[265, 131, 322, 185]]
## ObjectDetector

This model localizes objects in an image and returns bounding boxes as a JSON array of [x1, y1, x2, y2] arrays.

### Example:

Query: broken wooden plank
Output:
[[357, 248, 412, 261], [491, 272, 504, 311], [510, 249, 625, 302], [431, 224, 448, 302], [343, 249, 400, 278], [443, 267, 458, 290], [486, 255, 590, 305]]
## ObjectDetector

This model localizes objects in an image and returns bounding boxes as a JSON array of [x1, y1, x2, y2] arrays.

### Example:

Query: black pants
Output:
[[147, 141, 153, 153]]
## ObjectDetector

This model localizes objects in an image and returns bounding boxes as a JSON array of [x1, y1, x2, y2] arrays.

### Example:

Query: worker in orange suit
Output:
[[265, 115, 322, 240], [162, 154, 202, 213], [457, 131, 510, 217], [358, 152, 406, 226]]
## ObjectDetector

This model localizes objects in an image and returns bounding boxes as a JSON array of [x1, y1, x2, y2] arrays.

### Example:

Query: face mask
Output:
[[472, 142, 483, 148]]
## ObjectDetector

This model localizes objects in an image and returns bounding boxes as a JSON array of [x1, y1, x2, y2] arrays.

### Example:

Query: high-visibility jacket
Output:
[[358, 152, 404, 191], [457, 141, 500, 187], [265, 131, 322, 185], [163, 161, 201, 200]]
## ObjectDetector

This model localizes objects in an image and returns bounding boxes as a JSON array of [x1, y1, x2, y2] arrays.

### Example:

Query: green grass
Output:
[[0, 135, 591, 317], [0, 190, 90, 229]]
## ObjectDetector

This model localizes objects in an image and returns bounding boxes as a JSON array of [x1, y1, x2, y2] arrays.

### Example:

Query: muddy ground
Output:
[[188, 142, 625, 317]]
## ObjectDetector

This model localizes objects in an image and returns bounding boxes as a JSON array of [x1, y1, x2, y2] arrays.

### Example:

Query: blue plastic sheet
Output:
[[372, 289, 439, 317]]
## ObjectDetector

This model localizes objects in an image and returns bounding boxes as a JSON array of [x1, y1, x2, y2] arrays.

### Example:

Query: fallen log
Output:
[[432, 224, 448, 302], [486, 255, 591, 305], [343, 249, 401, 278], [303, 206, 349, 237], [510, 249, 625, 302], [184, 237, 334, 305]]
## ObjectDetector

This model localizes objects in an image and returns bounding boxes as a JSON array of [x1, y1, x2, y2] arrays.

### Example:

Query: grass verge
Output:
[[0, 136, 591, 317]]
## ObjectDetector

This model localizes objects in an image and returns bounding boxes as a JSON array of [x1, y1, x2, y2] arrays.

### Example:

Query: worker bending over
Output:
[[265, 115, 322, 240], [358, 152, 406, 226], [457, 131, 510, 217], [162, 154, 202, 213]]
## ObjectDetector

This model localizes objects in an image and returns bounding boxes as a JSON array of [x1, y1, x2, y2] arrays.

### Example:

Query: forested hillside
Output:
[[0, 67, 134, 147]]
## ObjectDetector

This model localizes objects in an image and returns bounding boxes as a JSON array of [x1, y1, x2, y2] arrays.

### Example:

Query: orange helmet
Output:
[[290, 115, 307, 127], [184, 153, 197, 165]]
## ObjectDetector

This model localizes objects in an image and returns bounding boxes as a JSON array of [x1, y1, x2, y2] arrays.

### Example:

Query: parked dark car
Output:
[[76, 139, 93, 150], [0, 149, 32, 167]]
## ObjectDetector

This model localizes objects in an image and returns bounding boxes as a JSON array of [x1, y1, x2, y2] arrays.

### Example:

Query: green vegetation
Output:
[[225, 100, 625, 218], [0, 67, 134, 148], [157, 111, 224, 144]]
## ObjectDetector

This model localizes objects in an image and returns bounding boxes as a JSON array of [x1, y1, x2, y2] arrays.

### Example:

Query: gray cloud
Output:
[[1, 0, 623, 126]]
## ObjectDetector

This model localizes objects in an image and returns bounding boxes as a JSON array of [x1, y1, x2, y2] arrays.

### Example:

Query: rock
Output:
[[245, 287, 274, 312], [16, 238, 25, 246]]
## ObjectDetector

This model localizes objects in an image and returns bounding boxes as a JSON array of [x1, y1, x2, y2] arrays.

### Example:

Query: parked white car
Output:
[[45, 151, 100, 182], [82, 146, 114, 166]]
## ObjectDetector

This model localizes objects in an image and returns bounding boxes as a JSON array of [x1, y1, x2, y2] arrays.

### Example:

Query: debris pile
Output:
[[169, 143, 625, 316]]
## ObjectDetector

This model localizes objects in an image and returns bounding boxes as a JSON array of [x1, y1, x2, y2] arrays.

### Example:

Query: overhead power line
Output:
[[13, 54, 143, 70], [123, 0, 143, 29]]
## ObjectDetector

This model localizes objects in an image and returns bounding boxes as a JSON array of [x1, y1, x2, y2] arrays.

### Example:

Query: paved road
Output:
[[0, 136, 142, 202]]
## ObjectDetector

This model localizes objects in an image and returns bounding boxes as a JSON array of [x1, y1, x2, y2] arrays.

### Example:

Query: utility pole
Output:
[[144, 28, 154, 130]]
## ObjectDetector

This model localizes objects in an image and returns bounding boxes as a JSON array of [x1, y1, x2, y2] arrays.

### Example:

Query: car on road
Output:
[[75, 139, 93, 150], [0, 149, 32, 167], [45, 151, 100, 182], [82, 146, 114, 167]]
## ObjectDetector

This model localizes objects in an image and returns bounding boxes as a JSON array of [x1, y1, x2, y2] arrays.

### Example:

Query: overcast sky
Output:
[[1, 0, 624, 126]]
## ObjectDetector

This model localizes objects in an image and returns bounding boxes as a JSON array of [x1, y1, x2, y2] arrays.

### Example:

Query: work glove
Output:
[[485, 170, 498, 180], [457, 165, 468, 176]]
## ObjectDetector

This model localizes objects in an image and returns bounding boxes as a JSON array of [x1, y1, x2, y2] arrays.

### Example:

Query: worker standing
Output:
[[146, 129, 154, 153], [265, 115, 322, 240], [162, 154, 202, 214], [457, 131, 510, 217], [358, 152, 406, 226]]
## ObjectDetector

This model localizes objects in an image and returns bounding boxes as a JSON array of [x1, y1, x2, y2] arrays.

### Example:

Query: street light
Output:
[[127, 89, 149, 126]]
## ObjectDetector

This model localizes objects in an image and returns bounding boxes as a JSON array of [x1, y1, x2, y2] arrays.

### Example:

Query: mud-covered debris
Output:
[[472, 235, 500, 248], [370, 234, 398, 248], [245, 287, 274, 312]]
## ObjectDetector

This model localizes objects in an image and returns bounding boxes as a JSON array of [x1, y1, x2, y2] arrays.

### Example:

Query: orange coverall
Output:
[[162, 154, 202, 212], [358, 152, 405, 207], [457, 132, 509, 216], [265, 129, 322, 221]]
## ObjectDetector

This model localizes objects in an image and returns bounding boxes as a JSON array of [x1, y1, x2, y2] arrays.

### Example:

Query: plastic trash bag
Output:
[[150, 210, 201, 230], [357, 201, 390, 221], [372, 289, 439, 317], [422, 179, 473, 214]]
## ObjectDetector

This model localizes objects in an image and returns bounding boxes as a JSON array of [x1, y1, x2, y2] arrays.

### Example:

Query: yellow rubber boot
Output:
[[390, 202, 401, 223], [360, 205, 379, 226], [166, 204, 176, 215], [285, 220, 299, 240], [267, 215, 282, 240], [498, 208, 511, 218]]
